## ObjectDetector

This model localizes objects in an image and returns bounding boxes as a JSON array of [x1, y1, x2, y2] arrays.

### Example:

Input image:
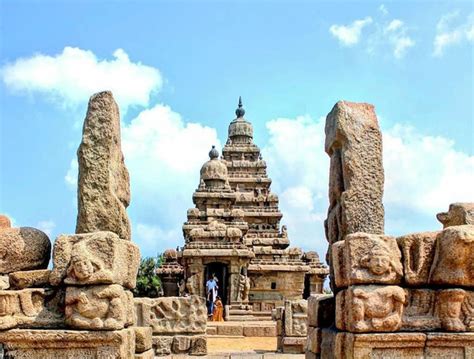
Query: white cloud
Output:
[[36, 220, 56, 237], [379, 4, 388, 16], [382, 19, 415, 58], [1, 47, 162, 112], [383, 124, 474, 215], [329, 17, 373, 46], [331, 14, 414, 58], [433, 12, 474, 57]]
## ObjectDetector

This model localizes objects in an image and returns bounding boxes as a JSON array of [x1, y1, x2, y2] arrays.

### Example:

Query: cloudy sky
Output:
[[0, 1, 473, 261]]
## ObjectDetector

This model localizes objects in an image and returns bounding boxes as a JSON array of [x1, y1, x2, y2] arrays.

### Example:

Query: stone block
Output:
[[0, 288, 64, 330], [76, 91, 131, 241], [320, 329, 474, 358], [307, 294, 334, 328], [0, 328, 135, 358], [429, 225, 473, 287], [324, 101, 384, 245], [65, 284, 134, 330], [437, 202, 474, 228], [9, 269, 51, 289], [190, 335, 207, 356], [50, 231, 140, 289], [218, 324, 243, 336], [0, 227, 50, 274], [284, 299, 307, 337], [305, 350, 317, 359], [397, 231, 437, 286], [336, 285, 406, 332], [152, 335, 173, 356], [135, 348, 154, 359], [306, 327, 321, 354], [0, 275, 9, 290], [134, 326, 152, 353], [282, 337, 306, 354], [206, 325, 218, 335], [243, 324, 277, 337], [172, 335, 192, 353], [402, 288, 439, 331], [135, 295, 207, 335], [333, 233, 402, 288]]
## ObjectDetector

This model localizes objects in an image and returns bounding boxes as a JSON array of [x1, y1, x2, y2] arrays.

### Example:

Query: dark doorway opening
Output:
[[205, 262, 228, 306]]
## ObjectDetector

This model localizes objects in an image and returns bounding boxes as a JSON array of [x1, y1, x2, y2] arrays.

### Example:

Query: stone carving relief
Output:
[[397, 232, 437, 286], [429, 225, 473, 287], [284, 300, 308, 337], [437, 203, 474, 228], [402, 289, 438, 331], [135, 296, 207, 335], [186, 272, 202, 296], [333, 234, 402, 288], [65, 284, 134, 330], [50, 231, 140, 289], [0, 288, 64, 330], [337, 285, 406, 332]]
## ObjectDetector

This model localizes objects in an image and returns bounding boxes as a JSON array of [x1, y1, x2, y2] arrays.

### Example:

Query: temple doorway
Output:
[[205, 262, 228, 306]]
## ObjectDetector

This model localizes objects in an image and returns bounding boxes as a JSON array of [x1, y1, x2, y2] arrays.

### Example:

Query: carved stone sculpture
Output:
[[333, 233, 402, 288], [50, 231, 140, 289], [437, 203, 474, 228], [397, 232, 437, 286], [438, 289, 468, 332], [337, 285, 406, 332], [76, 91, 131, 240], [65, 284, 134, 330], [134, 296, 207, 335], [429, 225, 473, 287], [0, 224, 51, 274], [186, 272, 201, 296], [0, 288, 64, 330]]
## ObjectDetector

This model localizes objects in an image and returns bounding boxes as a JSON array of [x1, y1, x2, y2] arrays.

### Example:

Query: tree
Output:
[[133, 254, 163, 298]]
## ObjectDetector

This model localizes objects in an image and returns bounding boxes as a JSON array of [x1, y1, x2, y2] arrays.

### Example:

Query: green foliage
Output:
[[133, 254, 163, 298]]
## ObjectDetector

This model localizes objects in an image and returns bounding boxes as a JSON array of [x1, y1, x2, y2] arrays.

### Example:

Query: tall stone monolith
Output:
[[324, 101, 384, 245], [76, 91, 131, 240]]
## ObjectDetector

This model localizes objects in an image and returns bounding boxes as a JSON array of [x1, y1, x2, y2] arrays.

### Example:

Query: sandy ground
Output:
[[207, 336, 277, 353]]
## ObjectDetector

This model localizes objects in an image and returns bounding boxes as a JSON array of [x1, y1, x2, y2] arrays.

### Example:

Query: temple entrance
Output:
[[205, 262, 228, 306]]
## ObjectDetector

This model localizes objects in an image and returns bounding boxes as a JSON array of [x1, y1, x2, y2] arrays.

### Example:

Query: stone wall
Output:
[[135, 296, 207, 356], [308, 100, 474, 358]]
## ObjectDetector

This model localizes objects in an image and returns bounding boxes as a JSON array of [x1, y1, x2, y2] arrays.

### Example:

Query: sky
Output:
[[0, 0, 473, 262]]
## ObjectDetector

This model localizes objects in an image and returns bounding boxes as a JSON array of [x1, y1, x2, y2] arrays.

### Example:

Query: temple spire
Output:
[[235, 96, 245, 118]]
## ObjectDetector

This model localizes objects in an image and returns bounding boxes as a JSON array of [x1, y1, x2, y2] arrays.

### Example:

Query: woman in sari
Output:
[[212, 296, 224, 321]]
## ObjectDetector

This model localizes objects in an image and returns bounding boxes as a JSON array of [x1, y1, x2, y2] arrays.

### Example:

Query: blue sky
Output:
[[1, 1, 473, 260]]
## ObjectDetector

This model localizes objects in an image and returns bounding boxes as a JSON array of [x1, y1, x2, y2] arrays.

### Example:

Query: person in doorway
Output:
[[212, 296, 224, 321], [206, 274, 218, 317]]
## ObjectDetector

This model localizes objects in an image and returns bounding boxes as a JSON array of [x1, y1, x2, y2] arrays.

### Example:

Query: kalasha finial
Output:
[[235, 96, 245, 118], [209, 145, 219, 159]]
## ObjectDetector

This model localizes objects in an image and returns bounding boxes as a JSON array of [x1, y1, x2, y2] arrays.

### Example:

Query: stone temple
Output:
[[158, 98, 329, 320]]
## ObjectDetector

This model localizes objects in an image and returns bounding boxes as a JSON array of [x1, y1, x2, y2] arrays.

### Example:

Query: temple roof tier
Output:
[[182, 248, 255, 258], [248, 264, 311, 272]]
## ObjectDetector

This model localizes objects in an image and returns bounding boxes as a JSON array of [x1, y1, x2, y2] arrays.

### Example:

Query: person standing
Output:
[[206, 274, 218, 317]]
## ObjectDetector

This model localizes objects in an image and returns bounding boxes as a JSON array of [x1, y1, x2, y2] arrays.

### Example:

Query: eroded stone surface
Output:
[[0, 328, 135, 358], [333, 233, 402, 288], [429, 225, 474, 287], [0, 227, 51, 274], [336, 285, 406, 332], [437, 202, 474, 228], [134, 326, 152, 353], [324, 101, 384, 245], [397, 231, 437, 286], [0, 274, 9, 290], [135, 295, 207, 335], [76, 91, 131, 241], [0, 214, 11, 229], [0, 288, 64, 330], [50, 231, 139, 289], [307, 294, 334, 328], [65, 284, 134, 330], [9, 269, 51, 289]]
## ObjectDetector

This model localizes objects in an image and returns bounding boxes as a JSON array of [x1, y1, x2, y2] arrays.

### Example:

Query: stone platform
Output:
[[207, 321, 277, 337]]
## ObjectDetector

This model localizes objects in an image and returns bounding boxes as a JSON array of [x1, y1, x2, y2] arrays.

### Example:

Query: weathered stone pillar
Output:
[[76, 91, 131, 241]]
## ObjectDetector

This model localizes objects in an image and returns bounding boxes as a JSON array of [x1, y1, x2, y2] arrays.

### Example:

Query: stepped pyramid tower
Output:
[[158, 98, 328, 320]]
